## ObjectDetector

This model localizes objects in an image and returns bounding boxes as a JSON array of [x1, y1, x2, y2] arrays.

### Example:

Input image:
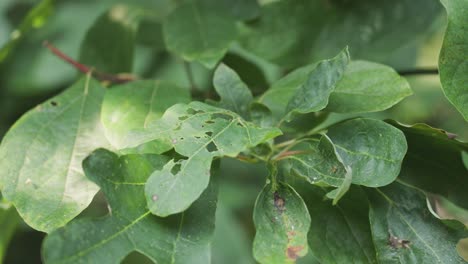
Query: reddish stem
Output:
[[274, 150, 308, 161], [43, 41, 136, 84]]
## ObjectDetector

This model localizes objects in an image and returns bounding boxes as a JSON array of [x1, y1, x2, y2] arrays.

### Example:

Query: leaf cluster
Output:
[[0, 0, 467, 263]]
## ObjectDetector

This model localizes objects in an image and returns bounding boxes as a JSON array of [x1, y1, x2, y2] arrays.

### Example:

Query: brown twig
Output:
[[43, 41, 137, 84]]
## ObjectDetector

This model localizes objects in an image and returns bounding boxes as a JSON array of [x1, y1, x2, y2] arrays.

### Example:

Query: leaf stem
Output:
[[397, 68, 439, 76], [274, 150, 309, 161], [275, 139, 297, 149], [267, 162, 279, 189], [43, 41, 137, 84], [272, 138, 309, 161], [183, 61, 198, 90]]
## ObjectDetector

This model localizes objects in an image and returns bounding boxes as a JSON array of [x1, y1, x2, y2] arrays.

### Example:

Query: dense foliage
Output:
[[0, 0, 467, 263]]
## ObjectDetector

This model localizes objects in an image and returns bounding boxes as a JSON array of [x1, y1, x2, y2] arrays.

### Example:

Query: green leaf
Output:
[[213, 64, 253, 118], [220, 0, 260, 21], [249, 102, 275, 128], [1, 1, 112, 94], [463, 151, 468, 170], [42, 148, 218, 263], [101, 80, 190, 152], [253, 182, 311, 264], [439, 0, 468, 120], [326, 60, 412, 114], [140, 102, 281, 217], [163, 1, 237, 68], [241, 0, 441, 68], [79, 5, 141, 74], [388, 121, 468, 209], [0, 201, 20, 263], [240, 0, 323, 67], [367, 181, 466, 263], [281, 135, 349, 189], [281, 112, 330, 136], [327, 118, 407, 187], [0, 0, 54, 63], [259, 62, 318, 120], [136, 18, 165, 51], [0, 75, 109, 232], [295, 184, 377, 263], [326, 167, 352, 205], [222, 53, 270, 95], [285, 48, 350, 120], [212, 203, 255, 264]]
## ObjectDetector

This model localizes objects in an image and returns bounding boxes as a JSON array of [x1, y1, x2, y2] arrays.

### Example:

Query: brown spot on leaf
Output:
[[446, 132, 457, 139], [274, 191, 285, 212], [331, 166, 338, 173], [388, 233, 410, 249], [287, 231, 296, 242], [287, 246, 304, 260]]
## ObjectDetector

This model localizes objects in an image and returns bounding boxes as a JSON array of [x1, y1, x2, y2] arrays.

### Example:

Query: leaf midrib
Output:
[[158, 119, 236, 207], [375, 188, 444, 263], [55, 211, 151, 263]]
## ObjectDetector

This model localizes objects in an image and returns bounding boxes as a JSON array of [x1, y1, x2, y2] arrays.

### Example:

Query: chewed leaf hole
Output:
[[187, 108, 204, 115], [205, 131, 213, 137], [207, 142, 218, 152], [50, 101, 58, 106], [171, 163, 182, 174], [178, 116, 188, 121], [212, 113, 232, 121], [205, 120, 215, 124]]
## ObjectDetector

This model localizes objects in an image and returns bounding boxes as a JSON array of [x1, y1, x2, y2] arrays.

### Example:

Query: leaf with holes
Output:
[[163, 1, 237, 68], [253, 182, 310, 264], [101, 80, 190, 153], [213, 63, 253, 119], [0, 75, 109, 232], [141, 102, 281, 217], [367, 181, 466, 263], [42, 148, 218, 264], [439, 0, 468, 121], [327, 118, 407, 187]]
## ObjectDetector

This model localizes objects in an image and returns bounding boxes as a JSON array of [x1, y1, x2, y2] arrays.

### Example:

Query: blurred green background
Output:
[[0, 0, 466, 263]]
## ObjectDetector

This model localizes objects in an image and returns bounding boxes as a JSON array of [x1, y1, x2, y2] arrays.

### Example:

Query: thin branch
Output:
[[43, 41, 137, 84], [274, 150, 309, 161], [398, 68, 439, 76]]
